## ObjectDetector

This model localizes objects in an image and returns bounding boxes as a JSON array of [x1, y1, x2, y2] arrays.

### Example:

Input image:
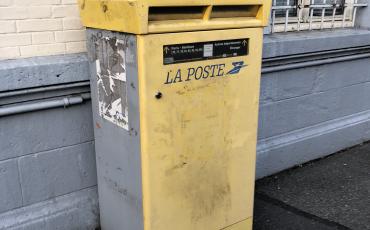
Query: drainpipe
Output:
[[0, 93, 91, 117]]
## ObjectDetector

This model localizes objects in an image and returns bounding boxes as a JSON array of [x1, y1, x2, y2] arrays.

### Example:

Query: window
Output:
[[270, 0, 368, 33]]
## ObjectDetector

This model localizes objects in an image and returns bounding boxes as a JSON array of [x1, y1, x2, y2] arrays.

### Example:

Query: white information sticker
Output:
[[203, 44, 213, 57]]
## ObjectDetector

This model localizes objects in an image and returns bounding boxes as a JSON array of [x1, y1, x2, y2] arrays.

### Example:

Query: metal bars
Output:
[[270, 0, 368, 33]]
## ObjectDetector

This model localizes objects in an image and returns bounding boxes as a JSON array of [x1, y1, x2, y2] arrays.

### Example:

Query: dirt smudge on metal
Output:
[[165, 157, 232, 223], [103, 176, 141, 213]]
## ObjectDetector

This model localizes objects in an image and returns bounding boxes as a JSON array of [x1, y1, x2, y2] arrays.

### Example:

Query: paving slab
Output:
[[254, 142, 370, 230]]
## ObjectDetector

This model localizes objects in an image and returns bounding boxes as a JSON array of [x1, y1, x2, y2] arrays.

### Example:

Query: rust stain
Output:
[[100, 1, 108, 13], [164, 154, 232, 224], [103, 176, 142, 213], [176, 90, 186, 95], [80, 0, 85, 9], [180, 118, 191, 129], [96, 122, 101, 129], [161, 80, 232, 223], [189, 161, 231, 222], [153, 123, 174, 137], [176, 82, 215, 95], [165, 162, 187, 176]]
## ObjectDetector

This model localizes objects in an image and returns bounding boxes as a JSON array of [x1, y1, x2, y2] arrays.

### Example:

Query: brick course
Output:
[[0, 0, 86, 59]]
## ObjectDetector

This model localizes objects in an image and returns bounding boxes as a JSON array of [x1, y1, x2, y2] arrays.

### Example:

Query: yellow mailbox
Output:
[[79, 1, 271, 229]]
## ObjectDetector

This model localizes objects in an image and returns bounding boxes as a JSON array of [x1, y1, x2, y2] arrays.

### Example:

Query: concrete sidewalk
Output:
[[253, 142, 370, 230]]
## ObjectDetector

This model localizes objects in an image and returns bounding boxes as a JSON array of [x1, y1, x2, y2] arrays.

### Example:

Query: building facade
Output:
[[0, 0, 369, 229]]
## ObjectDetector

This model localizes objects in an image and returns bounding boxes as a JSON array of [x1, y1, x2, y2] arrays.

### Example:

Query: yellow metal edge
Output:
[[257, 0, 272, 27], [222, 218, 253, 230], [137, 34, 151, 230]]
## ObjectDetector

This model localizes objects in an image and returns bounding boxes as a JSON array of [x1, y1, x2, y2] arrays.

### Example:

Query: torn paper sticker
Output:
[[95, 37, 129, 130]]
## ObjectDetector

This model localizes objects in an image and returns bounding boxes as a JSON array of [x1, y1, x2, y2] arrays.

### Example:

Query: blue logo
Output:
[[227, 61, 247, 75]]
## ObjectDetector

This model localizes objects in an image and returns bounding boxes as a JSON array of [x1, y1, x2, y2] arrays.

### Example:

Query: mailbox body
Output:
[[82, 1, 270, 229], [87, 28, 262, 230]]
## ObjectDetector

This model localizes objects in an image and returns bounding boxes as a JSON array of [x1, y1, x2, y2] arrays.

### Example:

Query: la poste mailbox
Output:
[[78, 1, 271, 229]]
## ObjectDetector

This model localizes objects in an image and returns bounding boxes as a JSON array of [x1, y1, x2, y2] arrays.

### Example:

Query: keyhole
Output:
[[155, 92, 163, 99]]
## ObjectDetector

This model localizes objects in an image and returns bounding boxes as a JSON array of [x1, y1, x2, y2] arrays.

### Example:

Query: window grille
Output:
[[270, 0, 368, 33]]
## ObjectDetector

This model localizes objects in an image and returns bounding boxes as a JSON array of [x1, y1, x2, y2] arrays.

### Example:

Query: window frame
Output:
[[269, 0, 368, 33]]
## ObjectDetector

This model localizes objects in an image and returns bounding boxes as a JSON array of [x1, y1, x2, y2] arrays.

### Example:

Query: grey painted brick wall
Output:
[[19, 142, 97, 206], [0, 54, 99, 230], [0, 188, 98, 230], [257, 57, 370, 178], [259, 58, 370, 139], [0, 54, 89, 92], [0, 27, 370, 229], [0, 105, 99, 229], [263, 29, 370, 58], [0, 159, 22, 214], [0, 103, 94, 161], [256, 28, 370, 178]]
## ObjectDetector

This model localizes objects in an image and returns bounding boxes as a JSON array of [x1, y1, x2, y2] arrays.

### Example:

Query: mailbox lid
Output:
[[78, 0, 271, 34]]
